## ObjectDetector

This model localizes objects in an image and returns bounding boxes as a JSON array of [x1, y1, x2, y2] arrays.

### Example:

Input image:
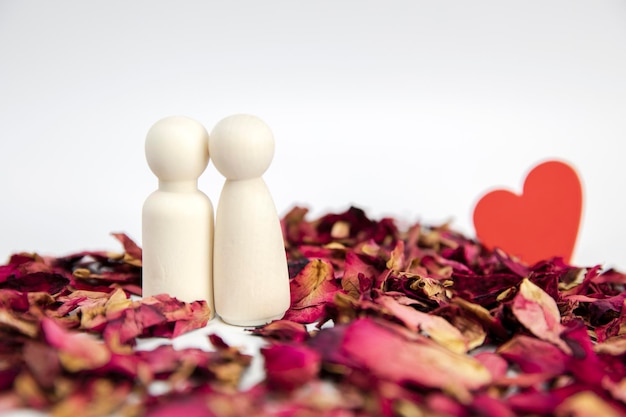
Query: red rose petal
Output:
[[342, 251, 386, 300], [498, 334, 568, 376], [313, 318, 492, 394], [250, 320, 310, 343], [511, 278, 570, 353], [111, 232, 142, 265], [41, 318, 111, 372], [262, 343, 321, 391], [0, 272, 69, 295], [284, 259, 343, 323], [1, 207, 626, 415], [377, 295, 468, 353]]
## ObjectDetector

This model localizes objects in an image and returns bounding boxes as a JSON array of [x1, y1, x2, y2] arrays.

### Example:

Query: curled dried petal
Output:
[[512, 278, 570, 353], [284, 259, 343, 323], [377, 295, 468, 353]]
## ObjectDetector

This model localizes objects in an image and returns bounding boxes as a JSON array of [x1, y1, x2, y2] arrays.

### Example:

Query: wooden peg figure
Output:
[[142, 116, 214, 318], [210, 114, 290, 326]]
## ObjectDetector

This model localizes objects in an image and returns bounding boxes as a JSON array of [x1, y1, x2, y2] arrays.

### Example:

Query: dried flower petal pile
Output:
[[2, 206, 626, 416]]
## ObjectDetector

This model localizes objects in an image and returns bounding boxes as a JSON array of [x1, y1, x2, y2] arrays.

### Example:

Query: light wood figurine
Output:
[[142, 116, 215, 317], [210, 114, 290, 326]]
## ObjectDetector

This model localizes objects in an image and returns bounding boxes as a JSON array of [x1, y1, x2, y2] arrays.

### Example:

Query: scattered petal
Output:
[[512, 278, 570, 353], [311, 318, 492, 395], [377, 295, 468, 353], [262, 343, 321, 391], [0, 207, 624, 415], [555, 390, 624, 417], [284, 259, 343, 323]]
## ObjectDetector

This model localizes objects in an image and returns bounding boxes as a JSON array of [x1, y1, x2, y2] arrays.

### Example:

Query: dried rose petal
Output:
[[0, 306, 38, 338], [43, 235, 143, 296], [561, 320, 606, 386], [315, 207, 398, 246], [171, 301, 211, 337], [296, 244, 348, 272], [446, 313, 488, 350], [497, 334, 568, 376], [95, 295, 211, 346], [0, 264, 20, 283], [111, 232, 142, 266], [284, 259, 343, 323], [386, 241, 406, 272], [1, 253, 65, 282], [311, 318, 492, 394], [250, 320, 310, 343], [377, 295, 468, 353], [507, 390, 562, 415], [593, 268, 626, 285], [566, 292, 626, 341], [555, 390, 624, 417], [262, 343, 321, 391], [143, 395, 214, 417], [1, 207, 626, 416], [423, 392, 467, 417], [385, 272, 449, 309], [419, 254, 458, 279], [79, 287, 132, 330], [41, 318, 111, 372], [595, 337, 626, 357], [12, 371, 50, 409], [0, 288, 30, 311], [50, 379, 133, 417], [453, 272, 521, 308], [282, 206, 319, 248], [473, 351, 508, 380], [341, 251, 385, 300], [103, 308, 145, 347], [603, 376, 626, 405], [72, 268, 139, 284], [0, 272, 68, 295], [470, 394, 515, 417], [22, 341, 61, 390], [0, 367, 20, 392], [453, 297, 508, 340], [511, 278, 570, 353]]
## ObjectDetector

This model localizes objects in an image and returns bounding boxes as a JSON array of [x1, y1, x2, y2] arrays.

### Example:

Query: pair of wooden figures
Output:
[[142, 114, 290, 326]]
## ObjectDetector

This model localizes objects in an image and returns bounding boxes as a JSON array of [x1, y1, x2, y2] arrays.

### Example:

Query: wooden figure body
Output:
[[210, 114, 290, 326], [142, 116, 214, 317]]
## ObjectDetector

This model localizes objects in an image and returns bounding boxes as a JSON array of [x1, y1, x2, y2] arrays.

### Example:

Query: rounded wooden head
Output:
[[209, 114, 275, 180], [145, 116, 209, 182]]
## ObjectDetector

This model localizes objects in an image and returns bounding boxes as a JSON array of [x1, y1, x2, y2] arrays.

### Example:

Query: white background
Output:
[[1, 1, 626, 269]]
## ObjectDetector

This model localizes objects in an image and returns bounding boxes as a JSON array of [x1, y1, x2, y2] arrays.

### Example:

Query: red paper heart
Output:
[[473, 160, 583, 265]]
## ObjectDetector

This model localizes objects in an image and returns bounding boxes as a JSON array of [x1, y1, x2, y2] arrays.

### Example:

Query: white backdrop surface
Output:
[[1, 0, 626, 269]]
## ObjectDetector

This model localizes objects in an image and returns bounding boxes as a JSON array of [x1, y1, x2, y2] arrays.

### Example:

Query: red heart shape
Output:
[[473, 160, 583, 265]]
